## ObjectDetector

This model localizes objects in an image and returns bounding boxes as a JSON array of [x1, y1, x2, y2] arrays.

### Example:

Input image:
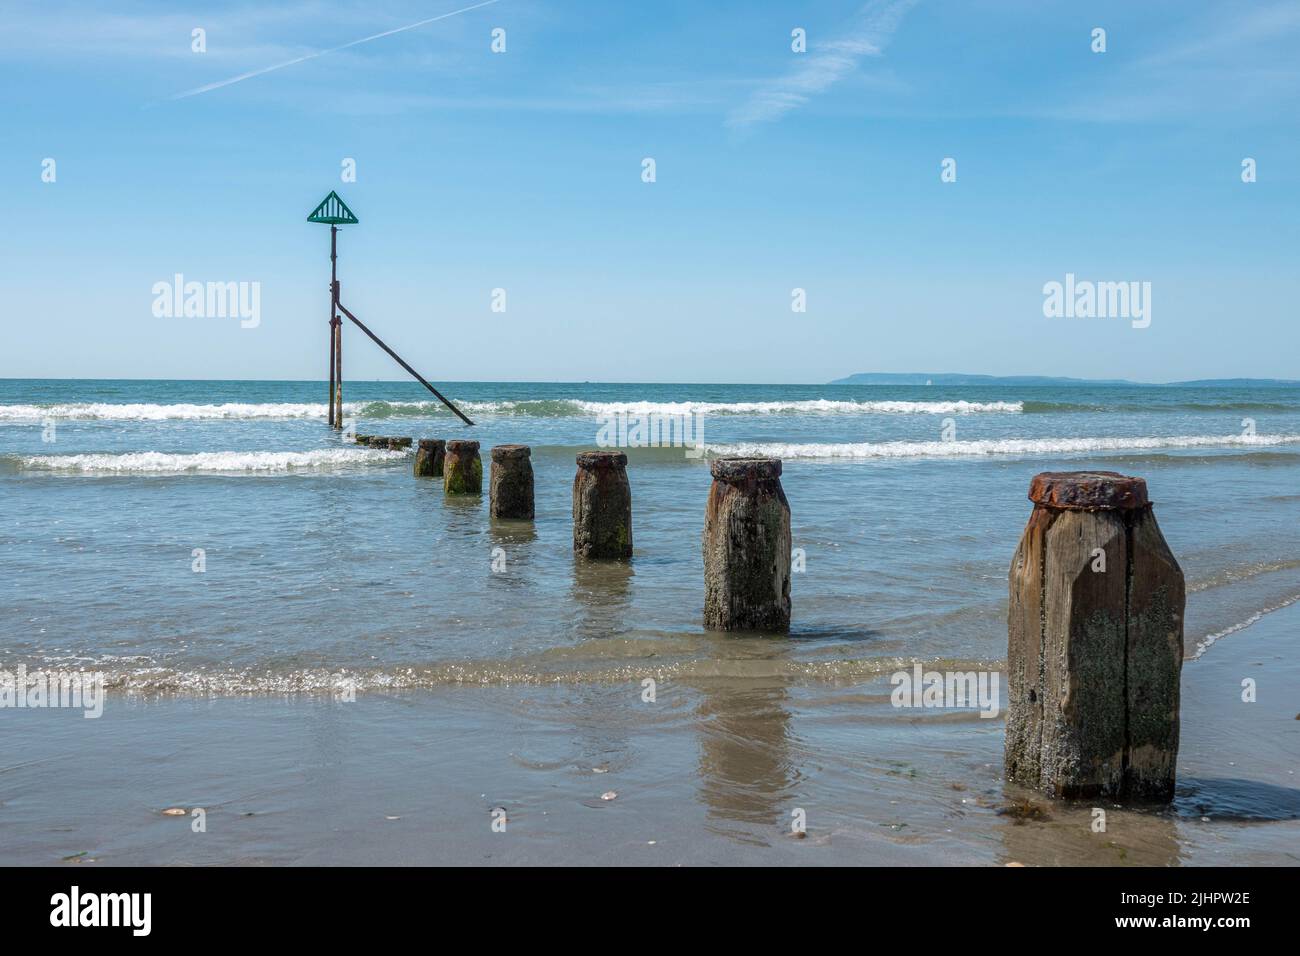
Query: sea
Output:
[[1, 378, 1298, 864]]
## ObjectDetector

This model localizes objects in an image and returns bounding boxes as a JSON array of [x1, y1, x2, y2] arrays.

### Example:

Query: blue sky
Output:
[[2, 0, 1296, 383]]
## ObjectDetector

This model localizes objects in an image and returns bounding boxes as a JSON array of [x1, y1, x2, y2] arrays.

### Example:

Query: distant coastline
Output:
[[829, 373, 1300, 388]]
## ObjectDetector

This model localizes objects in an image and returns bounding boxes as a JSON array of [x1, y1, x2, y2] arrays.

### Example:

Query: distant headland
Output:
[[828, 373, 1300, 388]]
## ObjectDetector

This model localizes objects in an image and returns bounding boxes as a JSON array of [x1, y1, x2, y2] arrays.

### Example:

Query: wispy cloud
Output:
[[164, 0, 500, 102], [1032, 0, 1300, 123], [725, 0, 917, 130], [0, 1, 326, 59], [1134, 0, 1300, 69]]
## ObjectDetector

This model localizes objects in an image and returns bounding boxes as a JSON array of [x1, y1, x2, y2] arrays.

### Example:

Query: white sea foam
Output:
[[0, 397, 1023, 421], [0, 402, 331, 421], [19, 448, 407, 474], [84, 655, 967, 695], [705, 433, 1300, 460], [565, 399, 1022, 416], [1192, 593, 1300, 660]]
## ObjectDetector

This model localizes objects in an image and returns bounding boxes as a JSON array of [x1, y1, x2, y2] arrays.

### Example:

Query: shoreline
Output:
[[3, 602, 1296, 866], [3, 378, 1297, 865]]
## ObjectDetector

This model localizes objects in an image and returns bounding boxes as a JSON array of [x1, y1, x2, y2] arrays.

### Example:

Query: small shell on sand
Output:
[[600, 791, 618, 801], [161, 808, 186, 816]]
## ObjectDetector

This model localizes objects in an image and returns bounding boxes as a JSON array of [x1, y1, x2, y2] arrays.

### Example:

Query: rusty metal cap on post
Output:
[[491, 443, 531, 461], [1028, 471, 1149, 511], [576, 450, 627, 469], [446, 439, 480, 454], [709, 457, 782, 482]]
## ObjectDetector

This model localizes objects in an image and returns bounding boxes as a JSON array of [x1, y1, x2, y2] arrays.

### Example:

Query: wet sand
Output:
[[2, 599, 1296, 867]]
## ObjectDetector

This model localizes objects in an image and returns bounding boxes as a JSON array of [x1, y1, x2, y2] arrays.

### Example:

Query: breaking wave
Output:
[[0, 401, 331, 421], [1021, 400, 1300, 413], [560, 399, 1023, 416], [704, 433, 1300, 460], [14, 654, 997, 697], [0, 397, 1024, 421], [15, 448, 408, 474], [1191, 594, 1300, 659]]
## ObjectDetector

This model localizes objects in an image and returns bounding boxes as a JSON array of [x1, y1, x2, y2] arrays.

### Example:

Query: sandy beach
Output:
[[4, 599, 1295, 867]]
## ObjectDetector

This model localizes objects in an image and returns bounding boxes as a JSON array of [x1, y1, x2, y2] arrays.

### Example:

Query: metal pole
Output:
[[335, 300, 475, 426], [331, 225, 343, 431], [334, 315, 343, 429], [328, 226, 337, 428]]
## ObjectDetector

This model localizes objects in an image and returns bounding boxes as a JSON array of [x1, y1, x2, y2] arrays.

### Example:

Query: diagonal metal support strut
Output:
[[334, 298, 475, 426]]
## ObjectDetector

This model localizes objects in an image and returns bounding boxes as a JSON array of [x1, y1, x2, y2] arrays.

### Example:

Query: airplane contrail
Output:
[[167, 0, 500, 101]]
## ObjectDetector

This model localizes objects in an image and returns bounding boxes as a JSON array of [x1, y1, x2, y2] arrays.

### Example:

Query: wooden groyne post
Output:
[[355, 435, 411, 450], [572, 452, 632, 559], [444, 440, 482, 494], [702, 457, 791, 632], [490, 444, 534, 519], [415, 439, 446, 478], [1005, 471, 1184, 801]]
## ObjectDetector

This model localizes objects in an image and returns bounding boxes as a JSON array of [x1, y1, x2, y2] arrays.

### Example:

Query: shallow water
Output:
[[2, 379, 1298, 695], [2, 378, 1298, 863], [2, 603, 1296, 866]]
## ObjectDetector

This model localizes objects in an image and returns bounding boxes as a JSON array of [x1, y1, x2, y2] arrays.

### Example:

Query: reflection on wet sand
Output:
[[690, 638, 800, 845]]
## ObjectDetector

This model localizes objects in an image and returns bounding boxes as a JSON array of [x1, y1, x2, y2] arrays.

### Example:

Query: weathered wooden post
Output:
[[490, 444, 534, 519], [702, 457, 792, 632], [356, 435, 410, 449], [443, 440, 482, 495], [572, 451, 632, 558], [1005, 471, 1184, 801], [415, 439, 446, 478]]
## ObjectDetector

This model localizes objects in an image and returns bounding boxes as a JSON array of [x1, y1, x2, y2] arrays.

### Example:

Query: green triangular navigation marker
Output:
[[307, 191, 359, 225]]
